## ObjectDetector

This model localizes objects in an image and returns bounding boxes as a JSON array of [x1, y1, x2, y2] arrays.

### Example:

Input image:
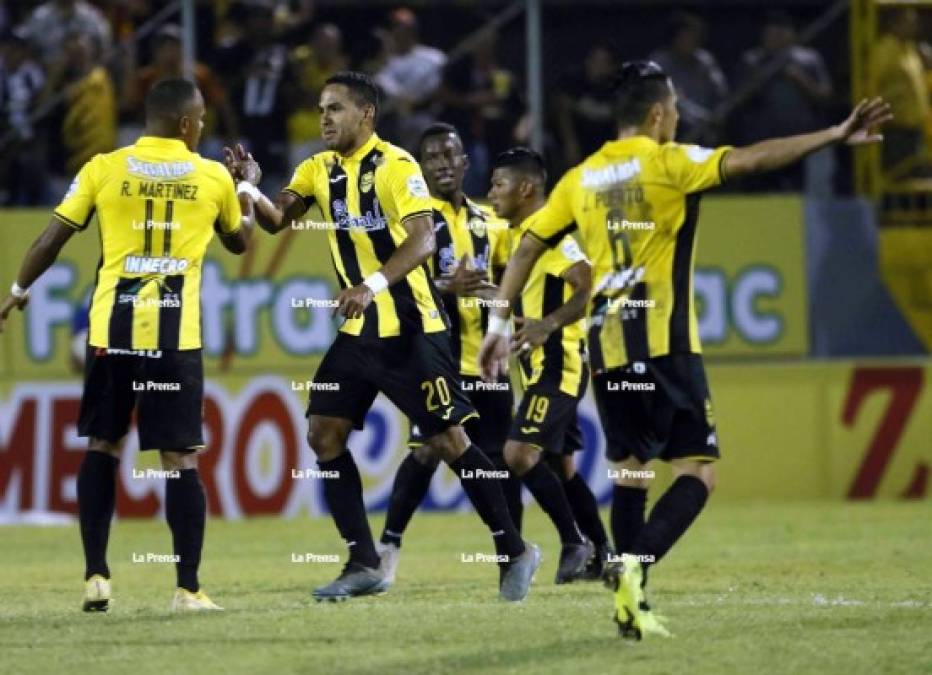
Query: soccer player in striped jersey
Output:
[[0, 79, 256, 612], [480, 61, 891, 637], [376, 123, 524, 583], [488, 147, 614, 583], [224, 72, 539, 602]]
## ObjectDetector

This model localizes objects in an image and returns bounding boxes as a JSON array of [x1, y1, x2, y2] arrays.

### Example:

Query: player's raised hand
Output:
[[835, 97, 893, 146], [334, 283, 375, 320], [0, 293, 29, 334], [478, 331, 509, 382], [223, 143, 263, 185]]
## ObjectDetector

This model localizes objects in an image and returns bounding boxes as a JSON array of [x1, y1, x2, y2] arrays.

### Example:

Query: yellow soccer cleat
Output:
[[604, 554, 671, 640], [82, 574, 112, 612], [171, 588, 224, 612]]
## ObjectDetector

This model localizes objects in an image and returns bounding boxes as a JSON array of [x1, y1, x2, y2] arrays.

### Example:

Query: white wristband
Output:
[[487, 314, 511, 337], [236, 181, 261, 201], [11, 282, 29, 299], [363, 271, 389, 295]]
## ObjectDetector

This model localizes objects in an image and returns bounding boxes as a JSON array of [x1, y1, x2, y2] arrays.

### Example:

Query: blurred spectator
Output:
[[121, 24, 238, 154], [52, 32, 117, 176], [287, 22, 348, 169], [554, 44, 618, 167], [436, 31, 523, 195], [373, 7, 446, 151], [17, 0, 111, 66], [0, 32, 47, 205], [213, 1, 294, 189], [875, 8, 930, 174], [649, 12, 729, 145], [737, 11, 833, 193]]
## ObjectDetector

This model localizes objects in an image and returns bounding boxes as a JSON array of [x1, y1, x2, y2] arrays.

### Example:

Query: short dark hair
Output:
[[145, 78, 199, 125], [417, 122, 460, 158], [324, 71, 380, 121], [612, 60, 673, 127], [666, 11, 704, 42], [492, 146, 547, 185]]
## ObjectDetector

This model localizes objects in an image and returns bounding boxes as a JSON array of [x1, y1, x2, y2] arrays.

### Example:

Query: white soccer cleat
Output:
[[171, 588, 224, 612], [377, 542, 401, 584], [82, 574, 112, 612]]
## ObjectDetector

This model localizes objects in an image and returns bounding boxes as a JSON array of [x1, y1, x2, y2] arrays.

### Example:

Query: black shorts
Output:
[[77, 346, 204, 451], [409, 375, 513, 455], [508, 379, 587, 456], [306, 331, 476, 439], [593, 353, 719, 464]]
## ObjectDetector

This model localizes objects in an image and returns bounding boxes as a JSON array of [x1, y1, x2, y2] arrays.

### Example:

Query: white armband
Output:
[[236, 182, 261, 201], [363, 271, 389, 295], [487, 314, 511, 337], [11, 282, 29, 299]]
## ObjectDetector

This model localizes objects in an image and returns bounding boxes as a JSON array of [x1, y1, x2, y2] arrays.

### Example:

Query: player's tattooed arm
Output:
[[0, 218, 75, 333], [722, 97, 892, 179], [511, 259, 591, 352], [334, 212, 436, 320]]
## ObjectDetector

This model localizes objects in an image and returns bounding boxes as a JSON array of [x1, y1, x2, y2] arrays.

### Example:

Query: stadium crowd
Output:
[[0, 0, 929, 205]]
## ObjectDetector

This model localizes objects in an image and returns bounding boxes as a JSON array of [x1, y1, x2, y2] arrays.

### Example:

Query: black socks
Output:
[[319, 452, 380, 569], [491, 453, 524, 533], [521, 461, 585, 546], [77, 451, 118, 580], [611, 485, 647, 554], [380, 453, 437, 547], [632, 475, 709, 564], [451, 445, 525, 560], [165, 468, 207, 593], [563, 473, 608, 547]]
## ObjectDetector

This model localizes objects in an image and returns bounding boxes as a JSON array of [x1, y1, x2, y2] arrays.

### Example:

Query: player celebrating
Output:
[[224, 72, 539, 602], [479, 61, 891, 637], [487, 147, 614, 583], [376, 122, 523, 583], [0, 79, 255, 612]]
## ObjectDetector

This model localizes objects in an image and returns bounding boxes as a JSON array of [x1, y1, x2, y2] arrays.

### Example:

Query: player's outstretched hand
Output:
[[334, 284, 374, 321], [0, 293, 28, 334], [478, 331, 509, 382], [835, 97, 893, 146], [223, 143, 263, 185]]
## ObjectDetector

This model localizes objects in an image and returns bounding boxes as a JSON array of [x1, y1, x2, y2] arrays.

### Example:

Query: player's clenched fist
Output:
[[334, 284, 375, 320]]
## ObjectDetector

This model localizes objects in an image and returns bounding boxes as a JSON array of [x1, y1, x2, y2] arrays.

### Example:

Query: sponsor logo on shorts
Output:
[[608, 468, 656, 480], [460, 552, 510, 564], [132, 469, 181, 480], [96, 347, 163, 358], [291, 553, 340, 563], [132, 380, 181, 392], [291, 468, 340, 479], [459, 468, 509, 480], [461, 380, 510, 392], [132, 552, 181, 564], [607, 381, 655, 392], [291, 381, 340, 392], [519, 425, 539, 434]]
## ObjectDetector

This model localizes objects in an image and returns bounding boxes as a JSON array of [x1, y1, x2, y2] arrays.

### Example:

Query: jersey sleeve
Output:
[[53, 156, 100, 231], [660, 143, 732, 193], [385, 155, 432, 223], [283, 158, 318, 209], [525, 170, 578, 247], [548, 235, 589, 278], [216, 165, 242, 234]]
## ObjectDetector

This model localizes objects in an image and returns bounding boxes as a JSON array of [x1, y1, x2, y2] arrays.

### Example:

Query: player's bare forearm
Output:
[[491, 233, 546, 320], [542, 260, 591, 331], [219, 195, 255, 255], [723, 127, 838, 178], [16, 218, 76, 288], [380, 213, 436, 285], [255, 191, 304, 234]]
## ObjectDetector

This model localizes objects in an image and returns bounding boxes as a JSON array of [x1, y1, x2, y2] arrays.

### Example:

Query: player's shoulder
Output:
[[376, 138, 418, 166]]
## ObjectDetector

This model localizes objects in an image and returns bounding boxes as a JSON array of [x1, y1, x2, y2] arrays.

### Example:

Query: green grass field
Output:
[[1, 501, 931, 675]]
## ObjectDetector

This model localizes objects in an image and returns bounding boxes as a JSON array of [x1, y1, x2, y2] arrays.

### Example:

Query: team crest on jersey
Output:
[[468, 216, 487, 238], [372, 154, 386, 167], [360, 171, 375, 193], [407, 175, 429, 198]]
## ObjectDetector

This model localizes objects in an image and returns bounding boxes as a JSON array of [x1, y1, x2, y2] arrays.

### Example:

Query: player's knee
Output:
[[674, 460, 716, 494], [411, 445, 441, 470], [88, 437, 123, 459], [160, 450, 197, 471], [612, 457, 652, 489], [424, 426, 469, 464], [503, 441, 538, 476], [307, 417, 350, 461]]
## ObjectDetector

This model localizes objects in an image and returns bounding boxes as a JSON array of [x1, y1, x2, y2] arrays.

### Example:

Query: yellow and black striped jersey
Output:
[[428, 196, 510, 376], [525, 136, 731, 373], [285, 133, 446, 337], [513, 215, 588, 397], [54, 136, 242, 350]]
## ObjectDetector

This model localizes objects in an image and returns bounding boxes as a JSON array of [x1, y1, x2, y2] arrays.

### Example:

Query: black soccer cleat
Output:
[[555, 540, 594, 584], [580, 541, 614, 581], [311, 562, 390, 602]]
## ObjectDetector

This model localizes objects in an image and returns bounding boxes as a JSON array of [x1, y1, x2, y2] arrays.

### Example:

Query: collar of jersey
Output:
[[600, 135, 658, 155], [135, 136, 191, 152], [336, 133, 380, 163], [431, 195, 475, 220]]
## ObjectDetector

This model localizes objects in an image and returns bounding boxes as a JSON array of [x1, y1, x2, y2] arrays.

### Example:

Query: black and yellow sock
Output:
[[165, 468, 206, 593], [611, 485, 647, 553], [77, 451, 118, 580], [319, 452, 380, 569], [380, 452, 437, 547], [632, 475, 708, 564]]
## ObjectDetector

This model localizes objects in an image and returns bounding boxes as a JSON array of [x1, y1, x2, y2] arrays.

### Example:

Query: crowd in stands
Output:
[[0, 0, 930, 205]]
